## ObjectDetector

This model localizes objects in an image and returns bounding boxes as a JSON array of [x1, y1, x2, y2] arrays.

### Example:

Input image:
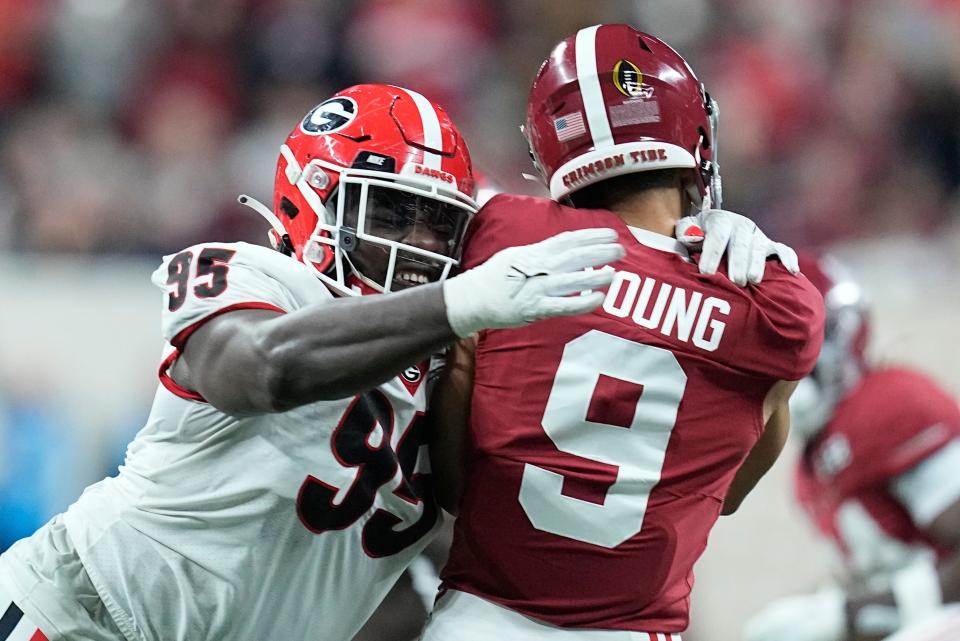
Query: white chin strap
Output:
[[705, 95, 722, 211], [238, 194, 286, 238], [238, 194, 295, 254]]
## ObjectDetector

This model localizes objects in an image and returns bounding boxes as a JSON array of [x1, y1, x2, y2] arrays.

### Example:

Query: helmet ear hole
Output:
[[279, 197, 300, 220]]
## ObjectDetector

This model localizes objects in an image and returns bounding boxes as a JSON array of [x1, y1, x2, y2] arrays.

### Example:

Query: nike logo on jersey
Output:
[[600, 268, 730, 352]]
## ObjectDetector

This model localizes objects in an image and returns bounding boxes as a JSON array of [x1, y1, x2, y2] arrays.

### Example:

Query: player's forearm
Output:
[[428, 338, 476, 514], [722, 400, 791, 515], [260, 283, 456, 409], [429, 384, 468, 515]]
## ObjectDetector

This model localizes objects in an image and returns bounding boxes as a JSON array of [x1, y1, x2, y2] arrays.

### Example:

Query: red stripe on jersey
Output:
[[159, 302, 287, 402], [169, 302, 287, 350], [158, 350, 206, 402], [30, 630, 49, 641]]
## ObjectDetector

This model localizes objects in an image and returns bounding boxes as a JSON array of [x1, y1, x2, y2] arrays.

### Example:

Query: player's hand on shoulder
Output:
[[676, 209, 799, 286], [743, 588, 847, 641], [443, 227, 624, 337]]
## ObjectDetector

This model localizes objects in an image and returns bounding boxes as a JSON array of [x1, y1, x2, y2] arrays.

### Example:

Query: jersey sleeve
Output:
[[832, 368, 960, 495], [151, 243, 296, 349], [744, 267, 826, 381]]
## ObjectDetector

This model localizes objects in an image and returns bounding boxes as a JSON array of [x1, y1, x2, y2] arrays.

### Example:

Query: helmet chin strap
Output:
[[341, 256, 381, 294], [342, 250, 389, 294], [238, 194, 287, 236], [706, 95, 722, 210], [238, 194, 296, 255]]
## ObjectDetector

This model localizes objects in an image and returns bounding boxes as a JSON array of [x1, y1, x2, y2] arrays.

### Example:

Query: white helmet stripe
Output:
[[575, 25, 614, 149], [399, 87, 443, 170]]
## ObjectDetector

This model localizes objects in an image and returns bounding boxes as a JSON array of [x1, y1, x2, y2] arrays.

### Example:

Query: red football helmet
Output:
[[241, 84, 477, 295], [524, 24, 720, 208], [790, 253, 870, 440]]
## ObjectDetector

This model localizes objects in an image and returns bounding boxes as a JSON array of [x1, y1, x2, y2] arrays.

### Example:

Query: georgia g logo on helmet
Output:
[[301, 97, 358, 135]]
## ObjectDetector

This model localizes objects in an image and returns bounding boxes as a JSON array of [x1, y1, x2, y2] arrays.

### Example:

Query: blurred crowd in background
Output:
[[1, 3, 960, 634], [0, 0, 958, 257]]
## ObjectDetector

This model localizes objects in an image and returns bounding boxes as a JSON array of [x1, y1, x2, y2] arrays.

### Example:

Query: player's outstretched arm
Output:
[[175, 284, 455, 415], [428, 336, 477, 515], [722, 379, 798, 515], [172, 228, 623, 416]]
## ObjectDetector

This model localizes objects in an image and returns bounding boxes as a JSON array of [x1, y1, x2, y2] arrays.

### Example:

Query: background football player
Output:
[[420, 24, 825, 641], [744, 254, 960, 641], [0, 83, 626, 641]]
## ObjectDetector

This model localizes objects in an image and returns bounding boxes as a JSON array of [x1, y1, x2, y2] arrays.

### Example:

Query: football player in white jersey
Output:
[[0, 83, 627, 641]]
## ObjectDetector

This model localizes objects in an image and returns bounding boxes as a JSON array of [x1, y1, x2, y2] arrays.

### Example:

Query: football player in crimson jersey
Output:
[[744, 255, 960, 641], [0, 83, 628, 641], [420, 24, 825, 641]]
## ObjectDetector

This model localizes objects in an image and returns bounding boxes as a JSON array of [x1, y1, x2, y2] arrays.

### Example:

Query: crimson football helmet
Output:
[[241, 84, 477, 295], [789, 253, 870, 440], [524, 24, 720, 209]]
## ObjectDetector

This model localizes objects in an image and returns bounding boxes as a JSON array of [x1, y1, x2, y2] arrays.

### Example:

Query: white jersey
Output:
[[59, 242, 441, 641]]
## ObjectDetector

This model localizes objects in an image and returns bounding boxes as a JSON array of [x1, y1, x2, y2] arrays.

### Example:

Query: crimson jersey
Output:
[[795, 368, 960, 580], [440, 194, 825, 632]]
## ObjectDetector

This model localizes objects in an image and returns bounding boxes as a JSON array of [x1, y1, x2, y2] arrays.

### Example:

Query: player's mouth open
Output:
[[392, 264, 443, 288], [396, 271, 431, 285]]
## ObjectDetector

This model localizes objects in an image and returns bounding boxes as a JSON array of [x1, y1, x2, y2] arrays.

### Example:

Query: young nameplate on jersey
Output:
[[420, 24, 825, 641], [744, 255, 960, 641], [0, 84, 630, 641]]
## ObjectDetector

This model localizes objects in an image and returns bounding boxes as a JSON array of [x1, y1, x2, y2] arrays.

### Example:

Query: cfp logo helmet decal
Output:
[[613, 59, 644, 98], [301, 97, 358, 135]]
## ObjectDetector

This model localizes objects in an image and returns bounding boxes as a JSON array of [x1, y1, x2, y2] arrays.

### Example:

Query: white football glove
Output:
[[676, 209, 799, 286], [744, 588, 847, 641], [443, 228, 624, 337]]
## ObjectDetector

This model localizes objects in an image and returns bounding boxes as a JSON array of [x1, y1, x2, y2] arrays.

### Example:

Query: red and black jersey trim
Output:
[[169, 302, 286, 350], [159, 301, 287, 402], [159, 350, 206, 402], [0, 603, 22, 640], [0, 602, 48, 641]]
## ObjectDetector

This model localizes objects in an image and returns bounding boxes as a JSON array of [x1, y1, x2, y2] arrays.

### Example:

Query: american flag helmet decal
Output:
[[553, 111, 586, 142]]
